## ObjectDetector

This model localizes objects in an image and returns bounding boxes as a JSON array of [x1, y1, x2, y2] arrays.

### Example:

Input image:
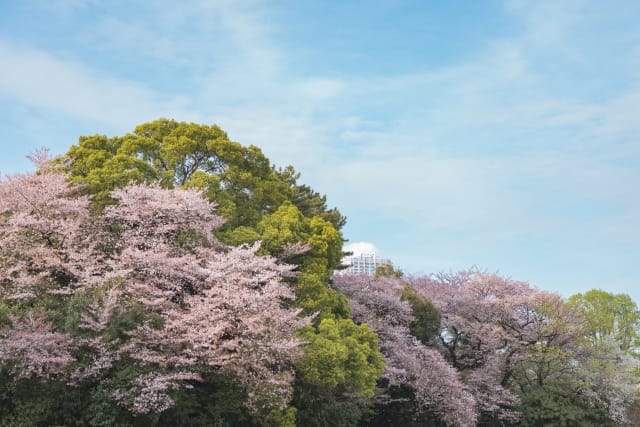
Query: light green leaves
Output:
[[297, 318, 385, 397]]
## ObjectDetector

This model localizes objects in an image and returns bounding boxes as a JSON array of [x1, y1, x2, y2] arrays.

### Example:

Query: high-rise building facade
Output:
[[341, 252, 392, 276]]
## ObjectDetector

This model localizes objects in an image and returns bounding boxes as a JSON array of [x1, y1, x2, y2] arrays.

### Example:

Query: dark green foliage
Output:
[[0, 371, 135, 427], [401, 286, 441, 346], [518, 383, 611, 427], [0, 302, 9, 328], [292, 380, 368, 427], [361, 382, 445, 427], [0, 374, 66, 427], [276, 166, 346, 230], [0, 366, 267, 427], [157, 372, 257, 427]]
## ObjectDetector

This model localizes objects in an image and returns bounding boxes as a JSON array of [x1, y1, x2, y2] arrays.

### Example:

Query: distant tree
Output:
[[412, 271, 562, 423], [419, 274, 640, 427], [567, 289, 640, 353], [400, 286, 441, 346], [564, 289, 640, 424], [374, 264, 403, 278], [334, 274, 477, 427]]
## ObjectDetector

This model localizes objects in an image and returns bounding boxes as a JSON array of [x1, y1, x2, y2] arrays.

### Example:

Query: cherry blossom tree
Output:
[[0, 154, 306, 417], [333, 274, 477, 427], [410, 270, 577, 423], [411, 270, 638, 426]]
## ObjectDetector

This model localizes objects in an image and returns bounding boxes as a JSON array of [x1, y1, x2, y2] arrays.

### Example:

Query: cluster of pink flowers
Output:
[[0, 155, 305, 414]]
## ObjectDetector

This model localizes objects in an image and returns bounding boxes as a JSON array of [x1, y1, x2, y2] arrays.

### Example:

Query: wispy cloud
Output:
[[0, 39, 198, 127], [90, 16, 181, 62], [302, 1, 640, 294]]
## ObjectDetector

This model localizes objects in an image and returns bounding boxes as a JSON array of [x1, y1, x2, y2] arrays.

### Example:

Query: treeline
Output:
[[0, 120, 638, 426], [335, 271, 640, 426]]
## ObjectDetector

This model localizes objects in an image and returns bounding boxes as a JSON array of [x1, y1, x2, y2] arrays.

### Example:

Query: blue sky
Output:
[[1, 0, 639, 302]]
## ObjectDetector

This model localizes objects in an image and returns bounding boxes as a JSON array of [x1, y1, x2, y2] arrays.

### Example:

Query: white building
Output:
[[342, 252, 392, 276]]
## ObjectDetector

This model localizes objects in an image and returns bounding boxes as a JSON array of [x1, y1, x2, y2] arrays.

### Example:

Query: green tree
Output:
[[400, 286, 441, 346], [518, 379, 610, 427], [568, 289, 640, 353], [509, 297, 638, 426], [254, 202, 384, 425], [65, 119, 345, 232], [254, 201, 349, 319], [374, 264, 403, 278], [294, 319, 385, 426], [296, 318, 385, 395]]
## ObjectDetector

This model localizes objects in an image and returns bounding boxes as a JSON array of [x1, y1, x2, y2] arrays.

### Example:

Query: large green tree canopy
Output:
[[64, 119, 350, 319], [65, 118, 345, 233]]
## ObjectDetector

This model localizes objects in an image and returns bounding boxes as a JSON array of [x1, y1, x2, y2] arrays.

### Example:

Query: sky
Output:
[[1, 0, 639, 302]]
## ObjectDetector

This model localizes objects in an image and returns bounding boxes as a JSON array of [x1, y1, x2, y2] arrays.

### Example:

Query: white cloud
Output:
[[344, 242, 379, 257], [210, 108, 330, 172], [90, 16, 181, 62], [0, 39, 198, 128], [291, 78, 345, 101], [46, 0, 98, 11], [504, 0, 585, 49]]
